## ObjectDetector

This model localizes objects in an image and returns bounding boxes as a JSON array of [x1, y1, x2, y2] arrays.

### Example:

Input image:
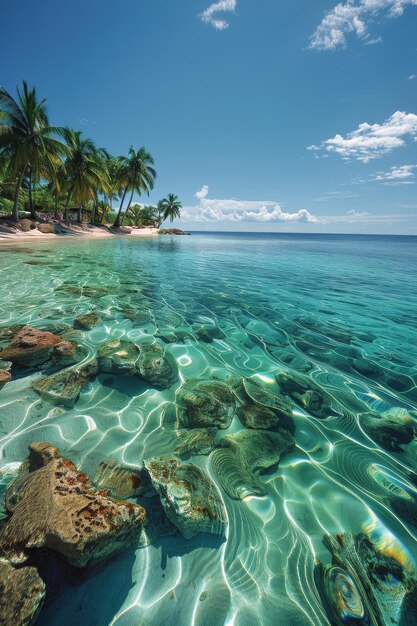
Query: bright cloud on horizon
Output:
[[310, 0, 417, 50], [308, 111, 417, 162], [375, 164, 417, 184], [200, 0, 237, 30], [185, 186, 319, 223]]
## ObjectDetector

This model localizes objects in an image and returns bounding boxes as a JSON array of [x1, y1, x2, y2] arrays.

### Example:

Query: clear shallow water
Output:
[[0, 232, 417, 625]]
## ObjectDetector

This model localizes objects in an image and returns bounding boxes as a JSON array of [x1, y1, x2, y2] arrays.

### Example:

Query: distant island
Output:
[[0, 81, 186, 237]]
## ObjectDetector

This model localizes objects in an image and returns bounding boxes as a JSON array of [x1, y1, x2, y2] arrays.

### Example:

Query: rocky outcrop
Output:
[[0, 558, 45, 626], [0, 443, 146, 568], [19, 219, 34, 232], [0, 326, 79, 369], [276, 371, 333, 419], [32, 361, 98, 408], [73, 313, 103, 330], [37, 223, 55, 234], [158, 228, 190, 235], [98, 338, 178, 389], [143, 456, 226, 539], [176, 378, 237, 429], [0, 363, 11, 390]]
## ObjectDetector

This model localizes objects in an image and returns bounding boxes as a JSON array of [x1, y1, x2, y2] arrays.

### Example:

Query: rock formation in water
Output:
[[0, 442, 146, 568], [176, 378, 237, 429], [143, 455, 226, 538], [92, 460, 153, 499], [359, 410, 417, 453], [32, 360, 98, 408], [276, 370, 333, 418], [73, 312, 103, 330], [315, 531, 417, 626], [0, 557, 46, 626], [98, 338, 178, 389], [238, 375, 295, 433], [175, 428, 217, 457], [211, 428, 295, 500], [0, 325, 81, 369]]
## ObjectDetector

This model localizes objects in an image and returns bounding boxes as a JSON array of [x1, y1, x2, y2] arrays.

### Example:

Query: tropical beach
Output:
[[1, 2, 417, 626]]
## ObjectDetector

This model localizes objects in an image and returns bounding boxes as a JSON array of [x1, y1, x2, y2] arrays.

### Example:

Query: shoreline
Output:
[[0, 221, 189, 244]]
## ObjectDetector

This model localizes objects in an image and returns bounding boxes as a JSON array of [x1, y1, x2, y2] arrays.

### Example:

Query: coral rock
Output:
[[0, 326, 77, 369], [0, 443, 146, 568], [32, 361, 98, 408], [176, 378, 237, 429], [0, 558, 45, 626], [73, 313, 103, 330]]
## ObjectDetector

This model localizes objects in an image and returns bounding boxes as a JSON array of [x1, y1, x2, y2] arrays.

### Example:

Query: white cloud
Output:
[[375, 164, 416, 183], [182, 187, 320, 223], [310, 0, 417, 50], [200, 0, 237, 30], [347, 209, 370, 215], [308, 111, 417, 162], [195, 185, 209, 200], [408, 74, 417, 80]]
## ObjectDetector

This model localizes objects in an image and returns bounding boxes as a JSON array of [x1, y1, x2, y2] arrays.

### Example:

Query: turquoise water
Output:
[[1, 232, 417, 625]]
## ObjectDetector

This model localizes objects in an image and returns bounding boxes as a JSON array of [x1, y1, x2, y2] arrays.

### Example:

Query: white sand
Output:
[[0, 223, 160, 242]]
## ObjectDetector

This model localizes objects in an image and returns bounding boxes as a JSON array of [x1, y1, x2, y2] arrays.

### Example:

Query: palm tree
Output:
[[160, 193, 182, 224], [0, 81, 66, 221], [61, 129, 107, 223], [113, 146, 156, 228]]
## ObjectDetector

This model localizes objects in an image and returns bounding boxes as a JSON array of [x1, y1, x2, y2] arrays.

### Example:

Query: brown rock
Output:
[[0, 558, 45, 626], [37, 223, 55, 234], [0, 369, 11, 390], [0, 326, 76, 368], [19, 219, 34, 232], [0, 443, 146, 568]]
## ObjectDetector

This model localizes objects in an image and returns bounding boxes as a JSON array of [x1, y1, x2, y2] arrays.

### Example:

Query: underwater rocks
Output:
[[211, 428, 295, 500], [359, 410, 417, 453], [0, 557, 45, 626], [0, 443, 146, 568], [0, 324, 25, 347], [0, 366, 11, 390], [193, 324, 226, 343], [176, 378, 237, 429], [239, 376, 295, 433], [92, 461, 153, 499], [276, 371, 333, 418], [175, 428, 217, 457], [73, 312, 103, 330], [315, 532, 417, 626], [143, 456, 226, 539], [0, 325, 79, 369], [31, 361, 98, 408], [98, 338, 178, 389], [55, 284, 112, 299]]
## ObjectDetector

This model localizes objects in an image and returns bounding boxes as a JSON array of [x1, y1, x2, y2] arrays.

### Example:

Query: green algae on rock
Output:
[[175, 428, 217, 457], [143, 456, 226, 539], [0, 443, 146, 568], [73, 312, 103, 330], [276, 370, 333, 418], [0, 557, 45, 626], [239, 375, 295, 433], [32, 360, 98, 408], [176, 378, 237, 429], [359, 410, 417, 453]]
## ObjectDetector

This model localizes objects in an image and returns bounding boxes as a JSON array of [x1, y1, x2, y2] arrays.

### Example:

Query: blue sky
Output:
[[1, 0, 417, 233]]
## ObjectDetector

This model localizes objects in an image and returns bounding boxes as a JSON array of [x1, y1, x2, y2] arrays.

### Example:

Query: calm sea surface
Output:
[[1, 232, 417, 625]]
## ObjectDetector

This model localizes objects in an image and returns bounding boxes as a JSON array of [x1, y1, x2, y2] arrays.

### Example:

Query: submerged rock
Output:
[[0, 443, 146, 568], [240, 376, 294, 432], [32, 361, 98, 408], [315, 531, 417, 626], [92, 461, 153, 499], [143, 456, 226, 539], [176, 378, 237, 429], [0, 368, 11, 391], [73, 312, 103, 330], [359, 410, 416, 453], [193, 324, 226, 343], [211, 428, 295, 500], [276, 371, 333, 418], [0, 324, 25, 347], [0, 326, 78, 369], [0, 558, 45, 626], [175, 428, 217, 457], [98, 339, 178, 389]]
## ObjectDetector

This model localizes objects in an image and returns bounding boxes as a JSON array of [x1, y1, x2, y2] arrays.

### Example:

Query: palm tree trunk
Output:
[[121, 189, 134, 226], [77, 205, 82, 224], [113, 187, 128, 228], [64, 188, 72, 222], [28, 167, 35, 220], [11, 171, 25, 222], [90, 203, 97, 225]]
